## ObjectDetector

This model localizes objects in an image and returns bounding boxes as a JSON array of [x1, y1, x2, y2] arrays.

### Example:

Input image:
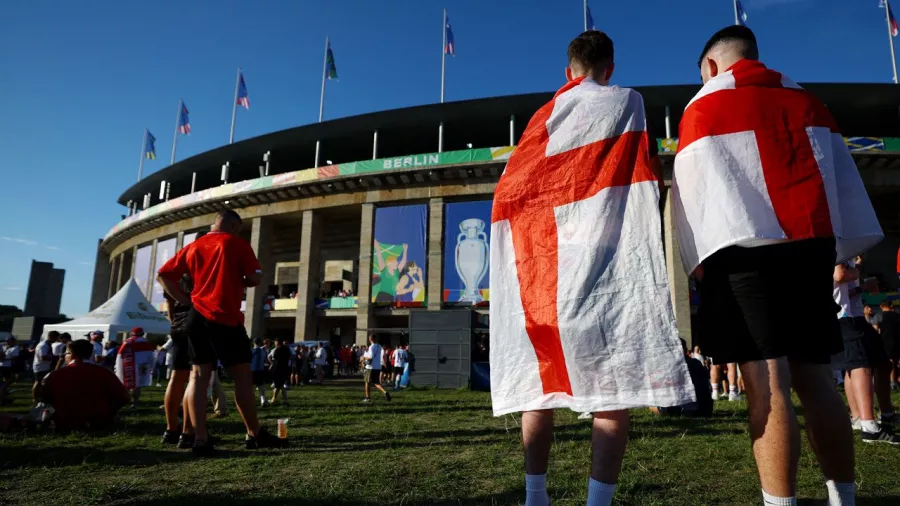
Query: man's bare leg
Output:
[[165, 370, 190, 432], [522, 410, 554, 506], [188, 364, 213, 443], [844, 371, 860, 421], [727, 363, 740, 400], [740, 358, 800, 499], [227, 363, 261, 437], [181, 384, 193, 435], [789, 363, 855, 482], [848, 368, 876, 424], [874, 362, 896, 418], [586, 409, 629, 506], [710, 364, 722, 399]]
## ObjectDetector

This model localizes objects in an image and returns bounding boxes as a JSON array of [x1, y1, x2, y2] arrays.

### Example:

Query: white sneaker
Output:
[[728, 392, 741, 401], [851, 417, 862, 431], [577, 412, 592, 420], [361, 398, 371, 404], [711, 391, 719, 401]]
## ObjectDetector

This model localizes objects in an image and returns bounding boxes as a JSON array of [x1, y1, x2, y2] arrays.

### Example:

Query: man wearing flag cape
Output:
[[490, 31, 694, 506], [673, 26, 884, 506]]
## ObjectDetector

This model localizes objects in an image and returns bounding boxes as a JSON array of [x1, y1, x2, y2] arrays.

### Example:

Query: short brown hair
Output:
[[881, 300, 893, 309], [567, 31, 614, 75]]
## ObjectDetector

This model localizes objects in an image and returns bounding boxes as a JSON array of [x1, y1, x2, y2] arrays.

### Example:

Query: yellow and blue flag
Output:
[[326, 42, 338, 79], [144, 130, 156, 160]]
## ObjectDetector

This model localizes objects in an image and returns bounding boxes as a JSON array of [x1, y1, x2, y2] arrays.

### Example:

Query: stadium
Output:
[[89, 83, 900, 382]]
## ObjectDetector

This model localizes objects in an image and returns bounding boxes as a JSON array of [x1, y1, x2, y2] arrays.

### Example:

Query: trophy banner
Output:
[[443, 200, 492, 305], [371, 205, 427, 306]]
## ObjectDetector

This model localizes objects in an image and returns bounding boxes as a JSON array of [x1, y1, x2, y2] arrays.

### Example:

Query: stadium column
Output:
[[146, 239, 159, 296], [175, 231, 184, 252], [355, 203, 376, 345], [295, 210, 323, 342], [89, 239, 111, 310], [427, 198, 444, 310], [129, 245, 138, 287], [108, 255, 119, 299], [246, 217, 274, 341], [662, 187, 693, 347]]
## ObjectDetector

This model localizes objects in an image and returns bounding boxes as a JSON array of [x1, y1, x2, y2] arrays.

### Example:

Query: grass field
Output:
[[1, 378, 899, 506]]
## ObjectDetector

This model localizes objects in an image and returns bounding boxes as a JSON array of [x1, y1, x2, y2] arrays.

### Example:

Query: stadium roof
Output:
[[120, 83, 900, 206]]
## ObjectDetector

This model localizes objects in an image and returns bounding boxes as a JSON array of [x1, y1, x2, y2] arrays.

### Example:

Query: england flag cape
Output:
[[115, 336, 156, 389], [673, 60, 883, 274], [489, 77, 695, 416]]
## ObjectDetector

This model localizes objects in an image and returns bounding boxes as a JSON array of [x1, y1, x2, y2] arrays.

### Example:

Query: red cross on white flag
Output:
[[489, 78, 694, 416]]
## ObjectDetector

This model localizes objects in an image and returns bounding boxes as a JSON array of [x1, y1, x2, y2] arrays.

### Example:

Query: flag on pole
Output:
[[236, 71, 250, 109], [144, 131, 156, 160], [177, 103, 191, 134], [586, 5, 596, 31], [736, 0, 748, 25], [881, 0, 899, 36], [445, 18, 456, 56], [325, 41, 338, 79]]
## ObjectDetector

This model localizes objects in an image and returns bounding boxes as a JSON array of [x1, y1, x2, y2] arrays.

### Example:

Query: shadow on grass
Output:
[[0, 445, 276, 469], [126, 489, 525, 506]]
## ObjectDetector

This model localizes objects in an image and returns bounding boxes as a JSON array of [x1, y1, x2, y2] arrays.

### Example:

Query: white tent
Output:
[[43, 278, 171, 340]]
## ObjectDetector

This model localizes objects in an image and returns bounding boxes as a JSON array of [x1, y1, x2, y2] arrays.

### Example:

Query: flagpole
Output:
[[886, 2, 899, 84], [319, 37, 328, 123], [441, 9, 447, 103], [584, 0, 588, 32], [733, 0, 740, 25], [171, 98, 182, 165], [137, 128, 147, 182], [229, 67, 241, 144]]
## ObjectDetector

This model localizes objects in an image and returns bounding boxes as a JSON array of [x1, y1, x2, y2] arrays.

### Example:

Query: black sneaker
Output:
[[177, 433, 195, 449], [245, 427, 288, 450], [861, 428, 900, 445], [191, 439, 216, 457], [161, 430, 181, 445], [385, 392, 392, 402]]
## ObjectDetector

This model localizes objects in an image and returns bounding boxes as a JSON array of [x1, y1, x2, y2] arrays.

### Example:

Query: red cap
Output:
[[131, 327, 145, 337]]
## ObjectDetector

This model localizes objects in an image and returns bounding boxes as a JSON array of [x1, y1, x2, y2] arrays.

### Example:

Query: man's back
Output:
[[159, 232, 260, 326], [43, 362, 129, 431]]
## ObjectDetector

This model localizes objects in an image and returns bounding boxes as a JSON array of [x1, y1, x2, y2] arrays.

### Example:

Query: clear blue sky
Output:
[[0, 0, 894, 316]]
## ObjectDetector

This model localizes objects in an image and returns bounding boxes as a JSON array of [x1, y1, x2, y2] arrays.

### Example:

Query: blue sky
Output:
[[0, 0, 894, 316]]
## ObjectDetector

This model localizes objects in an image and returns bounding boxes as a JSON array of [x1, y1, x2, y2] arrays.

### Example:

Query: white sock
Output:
[[729, 385, 737, 393], [525, 474, 550, 506], [586, 478, 616, 506], [826, 480, 855, 506], [860, 419, 880, 433], [711, 384, 720, 393], [762, 489, 796, 506]]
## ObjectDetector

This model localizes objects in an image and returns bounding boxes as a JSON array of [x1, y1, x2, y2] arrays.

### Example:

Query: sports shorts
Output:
[[832, 317, 890, 371], [698, 238, 842, 365], [169, 331, 192, 371], [252, 370, 269, 386], [364, 369, 381, 385], [393, 366, 404, 376], [185, 308, 251, 367]]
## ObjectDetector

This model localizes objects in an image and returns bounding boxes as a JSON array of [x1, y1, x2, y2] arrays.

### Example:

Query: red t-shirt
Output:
[[158, 231, 261, 327], [42, 362, 130, 431]]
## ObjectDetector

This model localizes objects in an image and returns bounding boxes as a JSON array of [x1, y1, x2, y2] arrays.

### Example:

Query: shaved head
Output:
[[698, 25, 759, 84], [566, 30, 615, 84]]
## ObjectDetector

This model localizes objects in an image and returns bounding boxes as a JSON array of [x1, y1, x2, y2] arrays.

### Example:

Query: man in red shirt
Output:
[[158, 210, 285, 455], [41, 339, 130, 432]]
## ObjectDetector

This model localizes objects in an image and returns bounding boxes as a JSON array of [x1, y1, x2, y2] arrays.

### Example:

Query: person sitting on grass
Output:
[[41, 339, 131, 432]]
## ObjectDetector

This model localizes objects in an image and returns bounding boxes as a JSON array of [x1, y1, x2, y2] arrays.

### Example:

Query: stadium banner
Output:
[[885, 137, 900, 151], [443, 200, 492, 305], [371, 205, 427, 307]]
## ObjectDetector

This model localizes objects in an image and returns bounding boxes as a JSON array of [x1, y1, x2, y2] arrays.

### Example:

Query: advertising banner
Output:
[[371, 205, 427, 307], [443, 200, 492, 305]]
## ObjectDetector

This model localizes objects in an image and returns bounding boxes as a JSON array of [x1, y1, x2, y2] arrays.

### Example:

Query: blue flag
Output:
[[144, 130, 156, 160], [326, 41, 338, 79], [177, 102, 191, 134], [445, 18, 455, 56], [586, 5, 596, 31], [237, 71, 250, 109], [736, 0, 748, 25]]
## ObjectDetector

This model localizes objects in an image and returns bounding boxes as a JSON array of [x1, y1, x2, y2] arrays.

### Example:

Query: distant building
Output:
[[24, 260, 65, 318]]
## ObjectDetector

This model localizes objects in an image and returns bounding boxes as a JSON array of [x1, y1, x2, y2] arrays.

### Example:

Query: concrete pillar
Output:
[[355, 203, 376, 345], [129, 245, 138, 286], [295, 210, 323, 342], [175, 231, 185, 251], [245, 217, 274, 340], [108, 255, 119, 299], [662, 188, 692, 346], [89, 240, 111, 310], [145, 239, 159, 296], [117, 251, 128, 290], [427, 198, 444, 310]]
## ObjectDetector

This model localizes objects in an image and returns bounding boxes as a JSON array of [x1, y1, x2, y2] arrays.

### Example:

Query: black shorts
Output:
[[364, 369, 381, 384], [393, 366, 404, 376], [170, 331, 192, 371], [698, 238, 842, 365], [252, 370, 269, 386], [186, 308, 251, 367], [33, 370, 49, 383], [833, 317, 890, 371], [272, 369, 290, 387]]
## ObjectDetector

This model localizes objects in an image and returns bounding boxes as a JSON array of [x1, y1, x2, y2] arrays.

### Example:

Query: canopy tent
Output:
[[43, 278, 171, 340]]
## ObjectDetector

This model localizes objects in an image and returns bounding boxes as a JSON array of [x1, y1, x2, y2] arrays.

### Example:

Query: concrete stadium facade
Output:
[[90, 83, 900, 348]]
